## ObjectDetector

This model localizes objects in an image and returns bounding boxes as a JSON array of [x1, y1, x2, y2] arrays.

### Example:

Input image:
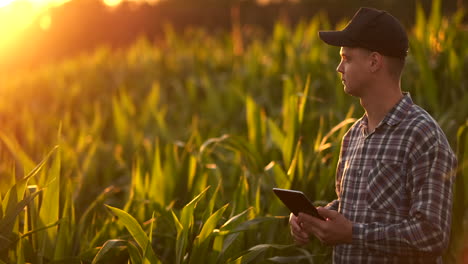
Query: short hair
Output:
[[355, 47, 406, 80], [385, 56, 406, 80]]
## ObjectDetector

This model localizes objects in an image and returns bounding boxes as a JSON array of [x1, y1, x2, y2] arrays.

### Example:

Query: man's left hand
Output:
[[297, 207, 353, 245]]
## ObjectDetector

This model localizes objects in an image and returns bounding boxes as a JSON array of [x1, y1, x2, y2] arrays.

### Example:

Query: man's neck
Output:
[[360, 87, 403, 133]]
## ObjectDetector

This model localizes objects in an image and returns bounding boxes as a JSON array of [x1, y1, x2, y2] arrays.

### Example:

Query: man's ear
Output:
[[369, 52, 383, 73]]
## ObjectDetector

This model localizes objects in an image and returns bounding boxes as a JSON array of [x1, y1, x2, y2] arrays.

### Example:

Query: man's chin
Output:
[[344, 87, 360, 97], [344, 86, 352, 95]]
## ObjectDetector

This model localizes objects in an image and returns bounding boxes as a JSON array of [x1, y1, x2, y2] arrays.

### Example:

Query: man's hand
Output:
[[289, 213, 310, 245], [297, 207, 353, 246]]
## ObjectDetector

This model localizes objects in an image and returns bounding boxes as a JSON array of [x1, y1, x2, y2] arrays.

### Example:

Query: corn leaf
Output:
[[105, 205, 159, 264]]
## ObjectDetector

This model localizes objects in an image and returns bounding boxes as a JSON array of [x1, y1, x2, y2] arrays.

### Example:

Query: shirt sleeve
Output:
[[328, 141, 346, 212], [325, 199, 339, 211], [351, 142, 457, 256]]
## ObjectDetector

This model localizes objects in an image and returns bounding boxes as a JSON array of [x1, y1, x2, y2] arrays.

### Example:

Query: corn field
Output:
[[0, 1, 467, 263]]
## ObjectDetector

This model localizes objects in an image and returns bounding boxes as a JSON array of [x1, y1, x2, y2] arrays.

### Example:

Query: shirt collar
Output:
[[383, 92, 413, 126]]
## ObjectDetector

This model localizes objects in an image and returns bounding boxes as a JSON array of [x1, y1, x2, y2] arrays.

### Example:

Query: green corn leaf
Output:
[[190, 204, 229, 264], [196, 204, 228, 244], [175, 228, 188, 264], [268, 256, 310, 263], [187, 155, 198, 192], [414, 1, 426, 40], [174, 186, 210, 264], [230, 244, 294, 264], [127, 240, 144, 264], [0, 189, 42, 251], [20, 219, 61, 239], [131, 158, 144, 202], [282, 95, 299, 168], [92, 239, 128, 264], [112, 96, 129, 144], [105, 205, 159, 264], [181, 186, 210, 229], [38, 149, 61, 259], [77, 185, 118, 249], [148, 211, 155, 244], [428, 0, 441, 35], [246, 96, 266, 154], [91, 239, 144, 264], [202, 183, 221, 224], [1, 146, 58, 210], [219, 207, 252, 231], [317, 117, 356, 152], [264, 160, 290, 190], [218, 216, 281, 262], [150, 140, 165, 205], [48, 257, 84, 264], [54, 181, 75, 259], [171, 210, 183, 234], [286, 138, 302, 184], [220, 135, 264, 175], [231, 217, 282, 234], [298, 75, 310, 124], [0, 131, 36, 176], [267, 118, 286, 150], [0, 185, 18, 231], [213, 207, 253, 257], [16, 235, 25, 264]]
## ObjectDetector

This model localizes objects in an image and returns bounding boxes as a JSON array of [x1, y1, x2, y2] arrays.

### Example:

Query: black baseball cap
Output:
[[319, 7, 408, 58]]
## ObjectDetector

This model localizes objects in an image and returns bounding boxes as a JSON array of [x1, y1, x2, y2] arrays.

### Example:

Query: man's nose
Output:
[[336, 62, 343, 74]]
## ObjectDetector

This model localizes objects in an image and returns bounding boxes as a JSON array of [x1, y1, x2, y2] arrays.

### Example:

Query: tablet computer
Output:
[[273, 188, 325, 220]]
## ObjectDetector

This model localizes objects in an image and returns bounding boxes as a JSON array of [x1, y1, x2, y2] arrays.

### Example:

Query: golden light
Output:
[[0, 0, 69, 53], [39, 14, 51, 31], [0, 0, 37, 51], [0, 0, 15, 8], [0, 0, 148, 55], [103, 0, 122, 7], [28, 0, 70, 7]]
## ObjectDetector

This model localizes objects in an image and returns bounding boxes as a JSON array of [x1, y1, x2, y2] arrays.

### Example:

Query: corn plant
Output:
[[0, 0, 466, 263]]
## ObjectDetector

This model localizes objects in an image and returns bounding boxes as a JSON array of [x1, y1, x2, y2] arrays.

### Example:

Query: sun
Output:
[[0, 0, 125, 54], [0, 0, 15, 8], [103, 0, 122, 6], [0, 0, 41, 53]]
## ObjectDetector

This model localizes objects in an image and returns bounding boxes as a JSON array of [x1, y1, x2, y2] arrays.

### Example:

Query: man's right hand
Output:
[[289, 213, 310, 245]]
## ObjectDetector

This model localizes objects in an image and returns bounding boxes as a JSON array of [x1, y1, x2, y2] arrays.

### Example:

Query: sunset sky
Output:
[[0, 0, 281, 55], [0, 0, 140, 51], [0, 0, 60, 52]]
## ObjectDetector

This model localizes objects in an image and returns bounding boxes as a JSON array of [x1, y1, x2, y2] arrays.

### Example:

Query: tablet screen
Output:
[[273, 188, 325, 220]]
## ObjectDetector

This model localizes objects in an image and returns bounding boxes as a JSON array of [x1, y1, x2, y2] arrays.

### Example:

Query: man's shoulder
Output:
[[403, 104, 444, 139], [402, 103, 454, 154], [343, 116, 365, 138]]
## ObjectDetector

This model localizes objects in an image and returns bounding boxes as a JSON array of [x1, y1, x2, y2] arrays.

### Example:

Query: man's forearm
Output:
[[352, 217, 449, 256]]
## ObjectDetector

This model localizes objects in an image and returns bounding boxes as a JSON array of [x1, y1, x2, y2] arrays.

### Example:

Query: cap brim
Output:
[[318, 31, 357, 47]]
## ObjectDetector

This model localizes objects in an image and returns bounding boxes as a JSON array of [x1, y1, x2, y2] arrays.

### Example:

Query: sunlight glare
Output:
[[103, 0, 122, 7], [28, 0, 69, 7], [0, 0, 36, 51], [0, 0, 15, 8], [0, 0, 70, 53], [39, 14, 51, 30]]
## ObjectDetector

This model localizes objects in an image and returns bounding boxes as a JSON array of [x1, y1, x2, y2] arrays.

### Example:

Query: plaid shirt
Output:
[[326, 93, 457, 263]]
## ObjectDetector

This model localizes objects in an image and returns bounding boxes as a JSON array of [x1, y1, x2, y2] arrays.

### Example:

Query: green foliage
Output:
[[0, 1, 466, 263]]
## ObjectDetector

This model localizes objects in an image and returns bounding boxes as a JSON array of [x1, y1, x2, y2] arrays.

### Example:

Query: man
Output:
[[289, 7, 457, 263]]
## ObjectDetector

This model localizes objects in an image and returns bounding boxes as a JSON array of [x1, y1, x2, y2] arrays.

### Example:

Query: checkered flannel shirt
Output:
[[326, 93, 457, 264]]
